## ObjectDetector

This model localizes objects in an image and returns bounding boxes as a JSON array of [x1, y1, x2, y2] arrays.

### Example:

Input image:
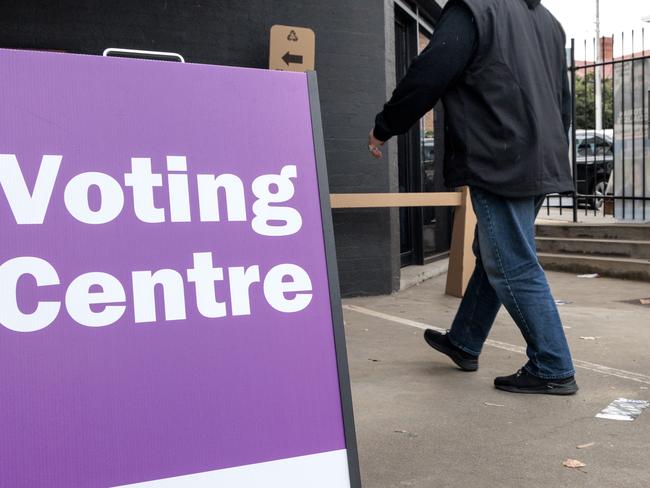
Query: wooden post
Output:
[[445, 187, 477, 298]]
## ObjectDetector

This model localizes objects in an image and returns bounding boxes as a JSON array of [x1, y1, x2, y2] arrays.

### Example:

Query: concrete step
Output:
[[536, 237, 650, 260], [538, 252, 650, 282], [536, 222, 650, 241]]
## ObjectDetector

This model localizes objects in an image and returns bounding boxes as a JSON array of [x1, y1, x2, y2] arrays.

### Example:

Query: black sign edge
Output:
[[306, 71, 363, 488]]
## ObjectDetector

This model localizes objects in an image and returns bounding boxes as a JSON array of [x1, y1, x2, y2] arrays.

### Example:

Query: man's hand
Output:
[[368, 130, 385, 159]]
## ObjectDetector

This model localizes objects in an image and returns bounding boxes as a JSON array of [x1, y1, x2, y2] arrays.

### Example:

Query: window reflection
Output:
[[419, 30, 438, 258]]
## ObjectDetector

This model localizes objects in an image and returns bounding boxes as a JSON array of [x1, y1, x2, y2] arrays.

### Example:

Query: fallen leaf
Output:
[[563, 459, 586, 469], [576, 442, 596, 449], [484, 402, 505, 407]]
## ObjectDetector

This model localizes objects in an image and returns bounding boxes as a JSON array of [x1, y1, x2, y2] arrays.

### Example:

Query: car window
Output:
[[578, 138, 594, 156], [595, 139, 612, 156]]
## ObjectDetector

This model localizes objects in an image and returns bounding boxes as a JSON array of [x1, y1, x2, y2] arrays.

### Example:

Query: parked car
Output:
[[575, 129, 614, 209]]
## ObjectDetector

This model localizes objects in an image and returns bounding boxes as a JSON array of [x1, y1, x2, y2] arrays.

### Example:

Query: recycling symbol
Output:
[[287, 30, 299, 42]]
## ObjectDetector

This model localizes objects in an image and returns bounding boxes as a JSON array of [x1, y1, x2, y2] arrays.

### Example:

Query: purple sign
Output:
[[0, 49, 358, 487]]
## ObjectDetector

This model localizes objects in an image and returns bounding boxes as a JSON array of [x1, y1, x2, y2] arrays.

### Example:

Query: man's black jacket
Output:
[[374, 0, 573, 197]]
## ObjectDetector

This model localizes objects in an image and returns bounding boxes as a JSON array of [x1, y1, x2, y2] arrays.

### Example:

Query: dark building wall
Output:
[[0, 0, 401, 296]]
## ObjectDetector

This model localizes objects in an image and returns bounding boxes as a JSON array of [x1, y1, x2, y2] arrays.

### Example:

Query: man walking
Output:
[[369, 0, 578, 395]]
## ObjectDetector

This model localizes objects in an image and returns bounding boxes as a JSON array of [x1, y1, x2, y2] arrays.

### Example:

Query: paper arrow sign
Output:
[[282, 52, 303, 66]]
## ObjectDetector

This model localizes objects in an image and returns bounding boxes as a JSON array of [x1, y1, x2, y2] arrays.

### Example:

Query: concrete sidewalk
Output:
[[343, 271, 650, 488]]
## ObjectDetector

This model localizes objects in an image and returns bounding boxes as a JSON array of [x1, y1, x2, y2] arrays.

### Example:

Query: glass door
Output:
[[395, 3, 452, 267], [395, 7, 422, 266], [418, 30, 452, 263]]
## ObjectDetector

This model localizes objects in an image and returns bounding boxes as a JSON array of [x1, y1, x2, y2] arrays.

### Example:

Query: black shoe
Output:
[[494, 369, 579, 395], [423, 329, 478, 372]]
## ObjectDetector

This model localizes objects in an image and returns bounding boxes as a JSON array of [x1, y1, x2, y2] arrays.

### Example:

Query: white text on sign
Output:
[[0, 155, 315, 332]]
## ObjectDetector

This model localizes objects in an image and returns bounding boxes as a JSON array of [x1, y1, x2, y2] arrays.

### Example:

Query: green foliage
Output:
[[574, 71, 613, 129]]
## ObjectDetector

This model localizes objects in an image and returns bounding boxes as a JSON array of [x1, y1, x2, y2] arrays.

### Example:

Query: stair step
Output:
[[536, 237, 650, 259], [538, 252, 650, 282], [536, 222, 650, 241]]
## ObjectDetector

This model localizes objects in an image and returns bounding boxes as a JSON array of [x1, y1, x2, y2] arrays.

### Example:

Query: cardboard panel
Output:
[[269, 25, 316, 72]]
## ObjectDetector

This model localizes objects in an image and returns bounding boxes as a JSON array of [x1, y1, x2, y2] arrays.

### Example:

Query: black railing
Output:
[[546, 31, 650, 223]]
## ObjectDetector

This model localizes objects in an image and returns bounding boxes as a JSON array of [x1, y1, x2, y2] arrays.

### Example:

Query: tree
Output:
[[574, 71, 613, 129]]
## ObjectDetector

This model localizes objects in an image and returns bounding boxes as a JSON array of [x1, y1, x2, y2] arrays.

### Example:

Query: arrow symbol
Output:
[[282, 52, 303, 66]]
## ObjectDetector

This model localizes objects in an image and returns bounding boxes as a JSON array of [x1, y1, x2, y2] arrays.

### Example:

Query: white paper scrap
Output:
[[596, 398, 650, 421]]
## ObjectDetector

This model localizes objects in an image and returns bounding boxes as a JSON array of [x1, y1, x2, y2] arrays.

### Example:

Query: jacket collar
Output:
[[523, 0, 541, 8]]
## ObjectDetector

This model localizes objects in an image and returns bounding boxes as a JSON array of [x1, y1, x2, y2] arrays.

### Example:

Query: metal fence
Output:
[[545, 30, 650, 223]]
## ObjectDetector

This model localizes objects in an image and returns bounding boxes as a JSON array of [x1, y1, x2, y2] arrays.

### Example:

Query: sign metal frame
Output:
[[307, 71, 362, 488]]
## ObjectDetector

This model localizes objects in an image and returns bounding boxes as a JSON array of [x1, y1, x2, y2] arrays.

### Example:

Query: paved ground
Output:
[[343, 270, 650, 488]]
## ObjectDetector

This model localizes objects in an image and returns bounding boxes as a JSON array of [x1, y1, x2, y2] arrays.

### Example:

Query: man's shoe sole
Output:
[[494, 382, 579, 396], [423, 330, 478, 372]]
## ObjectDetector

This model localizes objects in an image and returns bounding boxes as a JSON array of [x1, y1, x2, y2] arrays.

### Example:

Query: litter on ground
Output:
[[596, 398, 650, 422]]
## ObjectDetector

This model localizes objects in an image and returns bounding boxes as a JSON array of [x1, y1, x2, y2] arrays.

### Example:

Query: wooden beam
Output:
[[330, 192, 463, 209], [329, 189, 476, 298], [445, 187, 477, 298]]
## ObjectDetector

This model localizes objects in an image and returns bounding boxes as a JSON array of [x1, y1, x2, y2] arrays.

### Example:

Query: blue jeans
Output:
[[447, 187, 575, 380]]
